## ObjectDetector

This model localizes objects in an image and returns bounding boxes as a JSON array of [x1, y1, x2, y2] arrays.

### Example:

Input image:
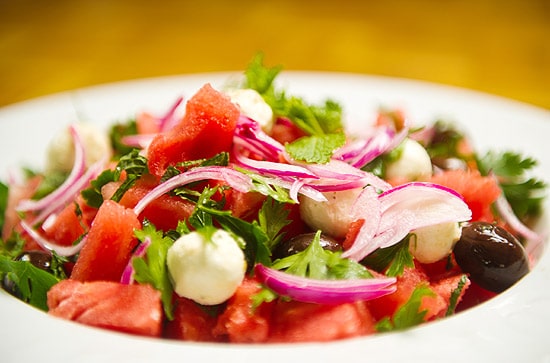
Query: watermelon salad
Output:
[[0, 54, 546, 343]]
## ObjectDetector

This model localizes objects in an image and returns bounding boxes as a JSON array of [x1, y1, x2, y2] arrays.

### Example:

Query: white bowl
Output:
[[1, 72, 548, 362]]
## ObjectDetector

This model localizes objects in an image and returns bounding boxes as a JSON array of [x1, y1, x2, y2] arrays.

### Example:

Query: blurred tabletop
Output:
[[0, 0, 548, 109]]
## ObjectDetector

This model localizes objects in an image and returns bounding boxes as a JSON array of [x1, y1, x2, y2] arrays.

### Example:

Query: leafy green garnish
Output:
[[243, 53, 345, 163], [0, 233, 25, 260], [31, 171, 68, 200], [477, 150, 546, 220], [445, 274, 469, 317], [132, 222, 175, 320], [0, 255, 60, 311], [362, 236, 414, 277], [81, 149, 148, 208], [109, 119, 138, 158], [257, 198, 291, 250], [285, 133, 346, 164], [243, 52, 283, 96], [0, 181, 8, 232], [376, 284, 435, 332], [272, 230, 373, 280]]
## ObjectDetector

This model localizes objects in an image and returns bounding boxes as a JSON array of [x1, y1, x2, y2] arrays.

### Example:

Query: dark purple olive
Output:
[[273, 232, 341, 259], [453, 222, 530, 293], [2, 250, 53, 297]]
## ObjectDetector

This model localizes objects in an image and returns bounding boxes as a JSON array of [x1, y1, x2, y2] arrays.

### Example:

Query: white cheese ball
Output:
[[226, 88, 273, 131], [45, 123, 111, 173], [166, 229, 246, 305], [385, 138, 432, 182], [299, 188, 362, 239], [409, 222, 462, 263]]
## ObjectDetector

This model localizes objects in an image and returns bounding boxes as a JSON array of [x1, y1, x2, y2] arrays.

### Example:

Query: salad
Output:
[[0, 54, 546, 343]]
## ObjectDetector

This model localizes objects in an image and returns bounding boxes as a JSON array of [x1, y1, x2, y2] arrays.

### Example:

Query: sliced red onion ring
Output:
[[17, 125, 86, 213], [159, 96, 184, 132], [20, 220, 87, 257], [233, 148, 319, 180], [120, 237, 151, 285], [250, 174, 327, 203], [133, 166, 254, 216], [121, 134, 155, 149], [343, 182, 472, 261], [254, 264, 396, 305], [495, 193, 545, 257], [28, 159, 105, 225], [234, 116, 284, 160]]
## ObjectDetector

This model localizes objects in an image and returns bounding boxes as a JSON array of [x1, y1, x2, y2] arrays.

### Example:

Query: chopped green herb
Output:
[[285, 133, 346, 164], [109, 119, 138, 158], [81, 149, 148, 208], [376, 284, 435, 332], [0, 181, 8, 232], [362, 236, 414, 277], [0, 255, 60, 311], [477, 150, 547, 220], [445, 274, 469, 316], [132, 222, 175, 320], [273, 230, 373, 280]]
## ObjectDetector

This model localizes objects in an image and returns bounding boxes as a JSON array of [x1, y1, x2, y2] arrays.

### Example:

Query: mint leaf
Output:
[[285, 133, 346, 164], [133, 223, 175, 320], [244, 52, 282, 96], [109, 118, 138, 158]]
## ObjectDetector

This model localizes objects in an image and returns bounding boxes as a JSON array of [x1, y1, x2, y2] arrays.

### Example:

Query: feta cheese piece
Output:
[[409, 222, 462, 263], [166, 228, 246, 305], [225, 88, 273, 131], [45, 122, 111, 173], [385, 138, 432, 182], [299, 188, 362, 239]]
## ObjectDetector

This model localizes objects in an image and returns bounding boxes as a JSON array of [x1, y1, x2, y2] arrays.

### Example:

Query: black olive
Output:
[[2, 250, 53, 298], [15, 250, 52, 271], [273, 232, 341, 259], [453, 222, 530, 293]]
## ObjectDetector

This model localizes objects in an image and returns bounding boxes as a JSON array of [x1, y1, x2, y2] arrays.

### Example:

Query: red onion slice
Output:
[[343, 182, 472, 261], [133, 166, 254, 216], [17, 125, 86, 213], [254, 264, 396, 305], [120, 237, 151, 285], [233, 148, 319, 180], [20, 220, 87, 257]]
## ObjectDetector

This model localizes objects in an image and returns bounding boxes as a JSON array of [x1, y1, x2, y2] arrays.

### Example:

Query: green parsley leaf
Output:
[[376, 284, 435, 332], [477, 150, 547, 220], [362, 236, 414, 277], [132, 223, 175, 320], [285, 133, 346, 164], [0, 255, 60, 311], [258, 198, 291, 250], [272, 230, 372, 280]]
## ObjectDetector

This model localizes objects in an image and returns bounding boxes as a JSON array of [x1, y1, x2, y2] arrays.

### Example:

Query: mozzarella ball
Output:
[[385, 138, 432, 182], [45, 123, 111, 173], [166, 229, 246, 305], [299, 188, 362, 239], [226, 88, 273, 131], [409, 222, 462, 263]]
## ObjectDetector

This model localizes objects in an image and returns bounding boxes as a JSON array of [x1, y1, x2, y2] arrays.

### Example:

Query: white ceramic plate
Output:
[[0, 72, 549, 362]]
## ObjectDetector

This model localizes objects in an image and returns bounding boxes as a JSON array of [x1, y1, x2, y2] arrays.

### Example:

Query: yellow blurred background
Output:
[[1, 0, 548, 109]]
